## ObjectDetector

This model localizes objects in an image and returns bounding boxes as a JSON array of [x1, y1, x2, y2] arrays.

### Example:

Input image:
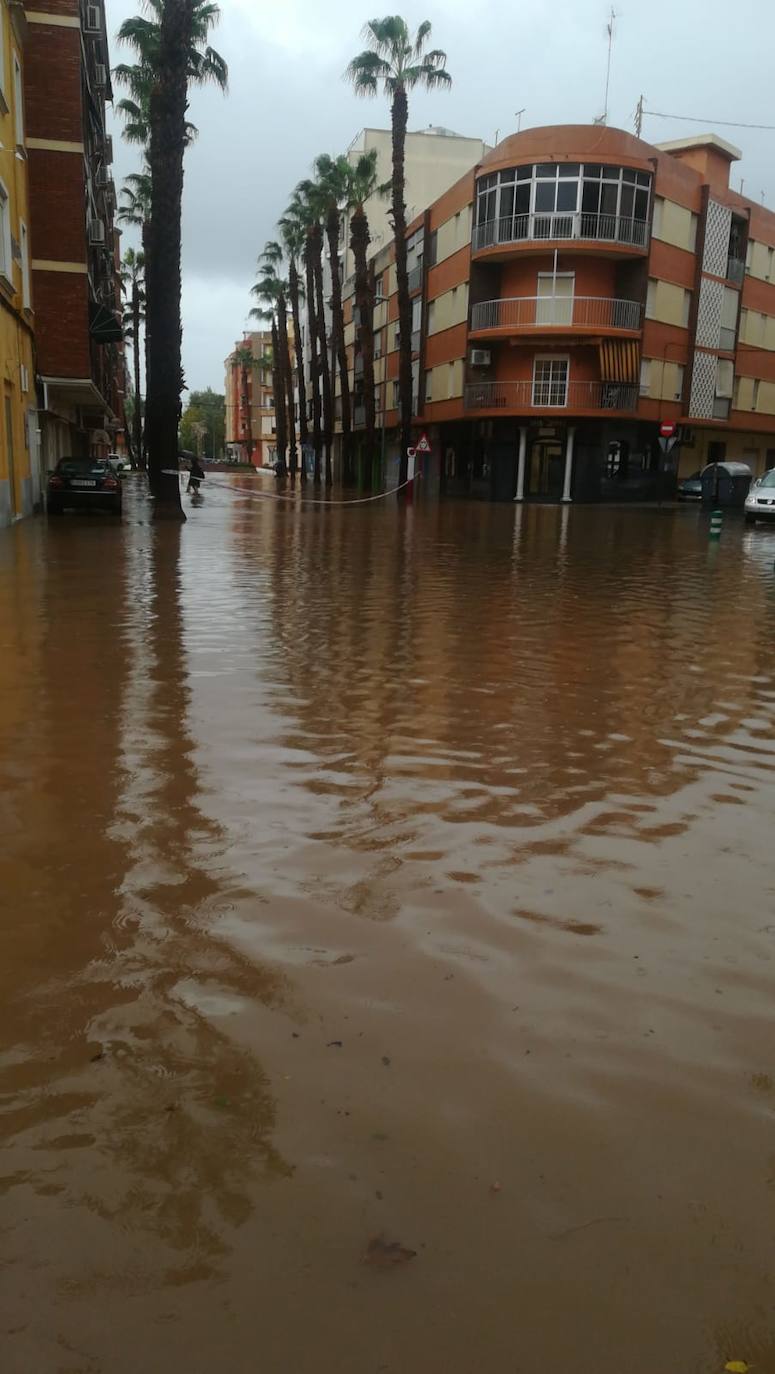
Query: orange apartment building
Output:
[[224, 330, 281, 468], [343, 124, 775, 501]]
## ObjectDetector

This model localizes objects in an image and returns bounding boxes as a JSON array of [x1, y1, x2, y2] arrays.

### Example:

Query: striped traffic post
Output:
[[709, 508, 723, 540]]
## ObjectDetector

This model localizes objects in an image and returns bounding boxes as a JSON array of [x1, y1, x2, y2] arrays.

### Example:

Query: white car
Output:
[[745, 469, 775, 523]]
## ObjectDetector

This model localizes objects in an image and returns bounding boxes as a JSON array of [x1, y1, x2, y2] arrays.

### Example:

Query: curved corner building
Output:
[[351, 123, 775, 502]]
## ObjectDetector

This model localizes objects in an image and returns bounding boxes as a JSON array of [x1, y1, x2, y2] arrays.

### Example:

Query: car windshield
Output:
[[758, 469, 775, 489], [59, 459, 107, 474]]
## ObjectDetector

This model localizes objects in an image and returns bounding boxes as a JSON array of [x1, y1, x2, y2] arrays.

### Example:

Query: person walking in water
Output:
[[187, 455, 205, 496]]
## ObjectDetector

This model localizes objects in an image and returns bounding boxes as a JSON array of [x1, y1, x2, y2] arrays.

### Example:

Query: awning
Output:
[[599, 339, 640, 383], [89, 303, 124, 344]]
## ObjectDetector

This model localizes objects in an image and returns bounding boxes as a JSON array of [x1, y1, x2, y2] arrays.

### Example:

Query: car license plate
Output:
[[71, 479, 97, 488]]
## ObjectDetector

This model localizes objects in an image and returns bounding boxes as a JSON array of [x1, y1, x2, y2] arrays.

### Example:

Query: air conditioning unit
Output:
[[96, 164, 110, 189], [470, 348, 491, 367], [89, 217, 106, 245], [85, 4, 101, 32], [94, 63, 107, 88]]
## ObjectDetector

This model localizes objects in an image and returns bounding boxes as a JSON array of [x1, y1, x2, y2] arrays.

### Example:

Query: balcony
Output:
[[470, 295, 642, 335], [463, 380, 639, 413], [472, 211, 649, 255]]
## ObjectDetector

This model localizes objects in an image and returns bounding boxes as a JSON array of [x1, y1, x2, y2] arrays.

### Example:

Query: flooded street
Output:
[[4, 478, 775, 1373]]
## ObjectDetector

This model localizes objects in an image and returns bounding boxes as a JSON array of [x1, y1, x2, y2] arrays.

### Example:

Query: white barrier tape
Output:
[[162, 470, 419, 506]]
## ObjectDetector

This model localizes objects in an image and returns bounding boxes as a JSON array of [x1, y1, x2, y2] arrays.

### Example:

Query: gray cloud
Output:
[[107, 0, 775, 392]]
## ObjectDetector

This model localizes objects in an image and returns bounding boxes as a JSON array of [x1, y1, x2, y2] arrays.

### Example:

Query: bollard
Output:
[[709, 508, 723, 540]]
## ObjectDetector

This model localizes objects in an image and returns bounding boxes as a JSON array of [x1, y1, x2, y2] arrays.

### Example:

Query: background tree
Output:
[[315, 153, 354, 486], [289, 183, 328, 484], [346, 18, 450, 487], [232, 344, 255, 463], [179, 388, 225, 458], [260, 242, 298, 479], [278, 210, 309, 483], [251, 267, 288, 476], [120, 247, 145, 469], [347, 150, 380, 487]]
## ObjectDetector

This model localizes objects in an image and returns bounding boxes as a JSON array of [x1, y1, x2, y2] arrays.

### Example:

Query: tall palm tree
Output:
[[251, 267, 288, 476], [143, 0, 198, 515], [120, 247, 145, 470], [118, 174, 152, 467], [292, 181, 332, 485], [232, 343, 254, 464], [346, 18, 451, 487], [315, 153, 355, 486], [116, 0, 228, 95], [346, 150, 380, 487], [260, 242, 297, 480], [278, 209, 308, 484], [286, 186, 322, 484]]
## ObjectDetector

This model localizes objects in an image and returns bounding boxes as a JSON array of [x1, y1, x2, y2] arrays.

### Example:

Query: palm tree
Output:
[[315, 153, 355, 486], [287, 186, 322, 484], [232, 343, 254, 465], [291, 181, 333, 485], [346, 150, 380, 487], [260, 242, 297, 480], [251, 266, 288, 476], [346, 18, 451, 487], [118, 174, 152, 468], [120, 247, 145, 469], [278, 209, 309, 484], [143, 0, 197, 515], [116, 0, 228, 99]]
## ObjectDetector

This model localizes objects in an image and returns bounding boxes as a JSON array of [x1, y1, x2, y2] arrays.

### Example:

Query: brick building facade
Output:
[[24, 0, 124, 468], [341, 125, 775, 501]]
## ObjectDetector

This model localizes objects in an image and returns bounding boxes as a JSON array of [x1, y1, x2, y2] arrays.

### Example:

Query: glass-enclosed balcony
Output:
[[473, 162, 652, 254]]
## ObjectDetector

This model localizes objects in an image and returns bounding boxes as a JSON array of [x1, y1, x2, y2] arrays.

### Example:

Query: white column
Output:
[[561, 425, 576, 503], [514, 426, 527, 501]]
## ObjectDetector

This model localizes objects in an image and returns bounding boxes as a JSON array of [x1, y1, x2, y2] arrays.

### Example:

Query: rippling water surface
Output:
[[3, 478, 775, 1372]]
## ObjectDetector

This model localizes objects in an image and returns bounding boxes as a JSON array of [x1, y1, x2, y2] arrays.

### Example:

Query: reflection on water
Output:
[[3, 482, 775, 1372]]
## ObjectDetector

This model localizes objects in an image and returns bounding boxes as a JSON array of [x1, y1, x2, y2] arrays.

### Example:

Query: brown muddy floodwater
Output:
[[3, 477, 775, 1373]]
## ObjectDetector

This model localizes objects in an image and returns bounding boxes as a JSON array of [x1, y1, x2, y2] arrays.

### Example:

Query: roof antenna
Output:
[[515, 108, 525, 132], [596, 8, 617, 125]]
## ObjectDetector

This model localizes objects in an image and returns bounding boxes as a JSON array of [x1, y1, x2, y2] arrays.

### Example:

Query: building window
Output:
[[0, 181, 12, 285], [374, 272, 384, 301], [475, 162, 651, 245], [532, 357, 568, 406], [639, 357, 651, 397], [752, 379, 760, 412], [673, 363, 685, 401], [12, 53, 23, 147], [536, 272, 574, 325], [392, 380, 399, 407], [424, 369, 433, 402], [681, 289, 691, 328], [720, 286, 739, 350], [428, 230, 438, 267], [374, 328, 383, 359], [19, 220, 30, 309], [393, 323, 400, 349]]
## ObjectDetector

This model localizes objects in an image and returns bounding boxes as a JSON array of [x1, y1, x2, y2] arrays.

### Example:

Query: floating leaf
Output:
[[725, 1361, 752, 1372], [364, 1236, 417, 1268]]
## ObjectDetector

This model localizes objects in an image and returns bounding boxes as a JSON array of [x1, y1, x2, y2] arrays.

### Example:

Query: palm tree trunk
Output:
[[391, 83, 412, 490], [278, 290, 297, 478], [304, 239, 322, 484], [141, 220, 151, 472], [350, 204, 375, 489], [311, 222, 333, 487], [289, 257, 308, 484], [326, 206, 352, 486], [271, 316, 287, 474], [132, 281, 142, 469], [144, 0, 193, 519]]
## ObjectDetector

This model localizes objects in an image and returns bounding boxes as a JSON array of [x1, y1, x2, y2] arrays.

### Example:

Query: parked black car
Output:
[[47, 458, 123, 517]]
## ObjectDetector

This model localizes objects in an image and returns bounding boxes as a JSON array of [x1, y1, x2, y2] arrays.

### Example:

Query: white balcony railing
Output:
[[470, 296, 642, 333], [472, 211, 650, 253], [464, 380, 639, 412]]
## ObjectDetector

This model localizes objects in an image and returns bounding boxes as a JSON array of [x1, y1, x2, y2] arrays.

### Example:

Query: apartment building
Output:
[[24, 0, 124, 472], [344, 123, 775, 501], [0, 0, 37, 527], [224, 330, 277, 468]]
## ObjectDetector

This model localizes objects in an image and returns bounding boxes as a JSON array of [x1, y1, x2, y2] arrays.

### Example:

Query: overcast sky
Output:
[[106, 0, 775, 395]]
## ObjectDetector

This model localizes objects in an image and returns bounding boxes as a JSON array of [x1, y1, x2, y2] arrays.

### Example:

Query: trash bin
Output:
[[700, 461, 752, 508]]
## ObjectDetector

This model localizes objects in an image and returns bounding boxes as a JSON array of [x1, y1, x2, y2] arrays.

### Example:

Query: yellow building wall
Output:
[[0, 4, 36, 527], [678, 428, 775, 479]]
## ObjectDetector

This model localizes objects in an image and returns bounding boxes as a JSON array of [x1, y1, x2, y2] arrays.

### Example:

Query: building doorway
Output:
[[5, 391, 17, 517], [528, 439, 564, 500]]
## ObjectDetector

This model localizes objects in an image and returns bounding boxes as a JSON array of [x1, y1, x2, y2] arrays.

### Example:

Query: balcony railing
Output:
[[408, 263, 423, 293], [726, 256, 745, 285], [472, 211, 650, 253], [464, 380, 639, 412], [470, 295, 642, 333]]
